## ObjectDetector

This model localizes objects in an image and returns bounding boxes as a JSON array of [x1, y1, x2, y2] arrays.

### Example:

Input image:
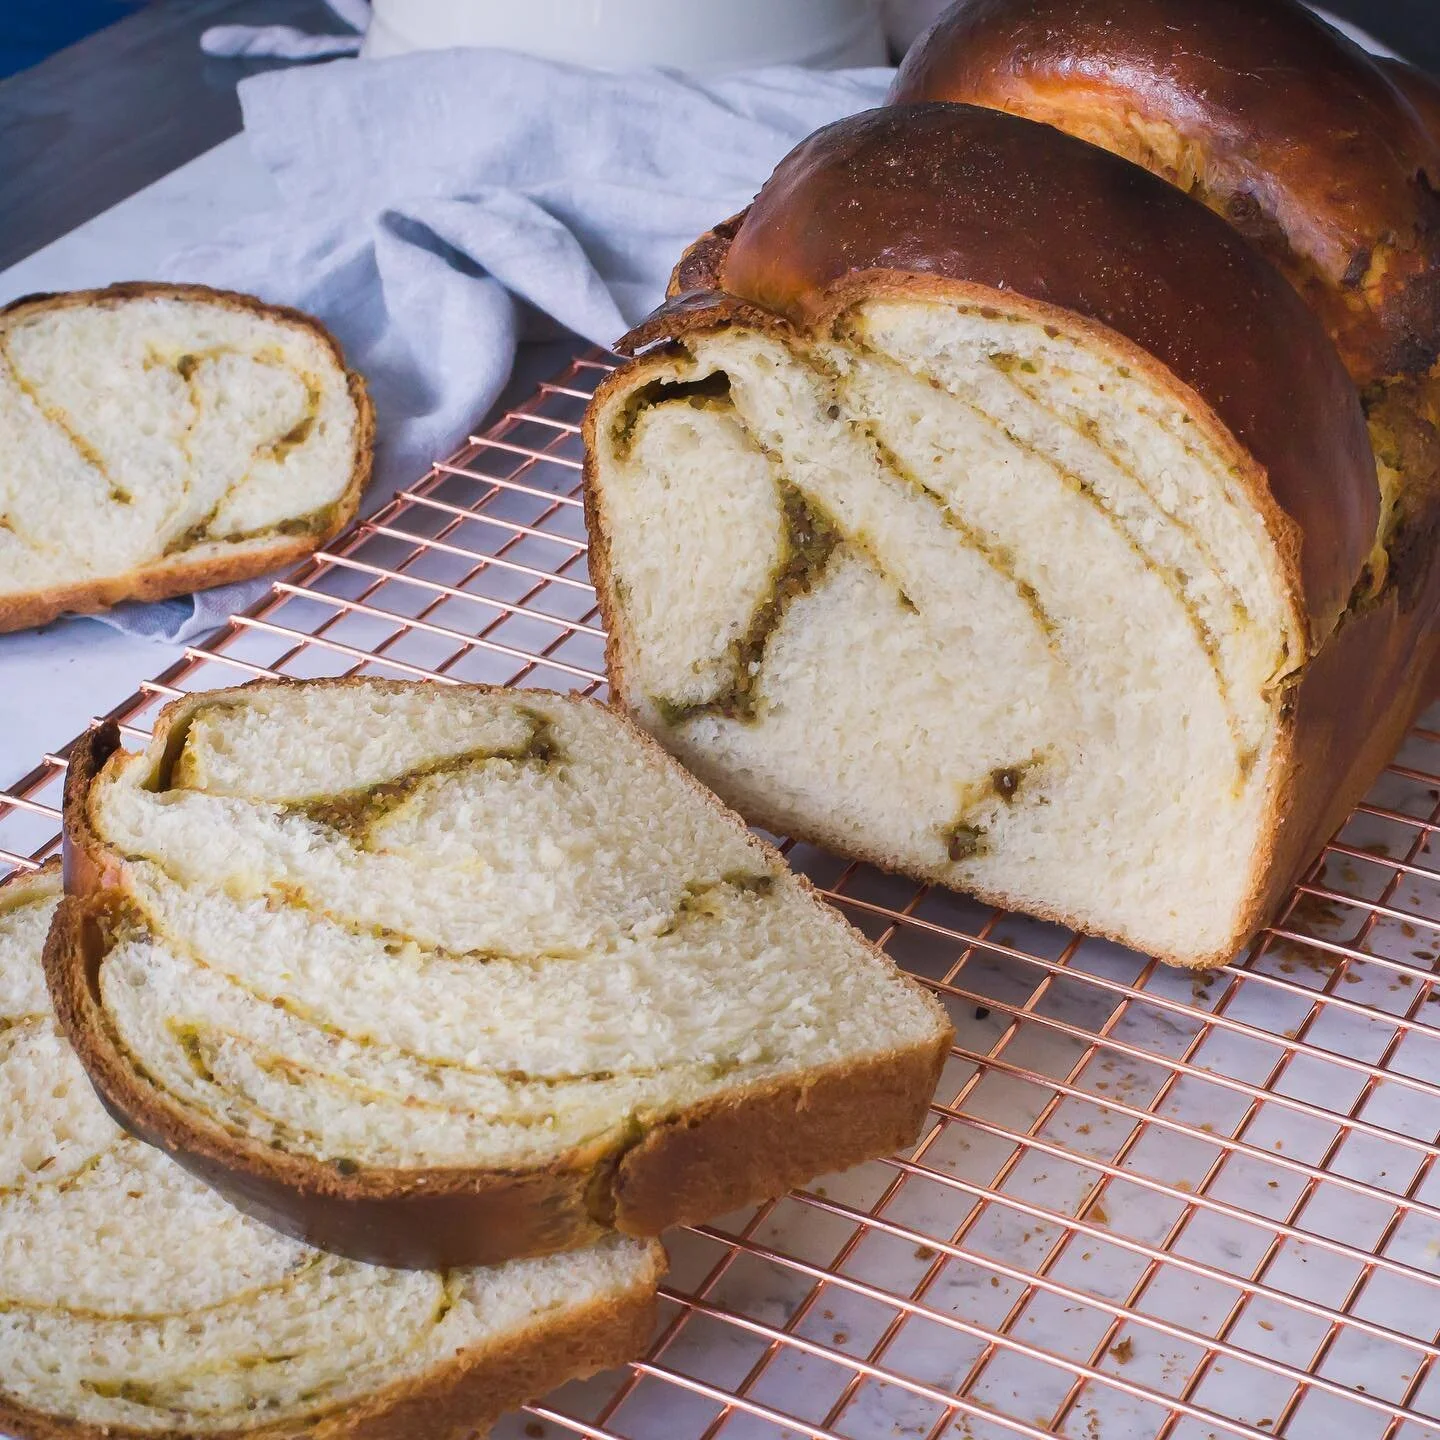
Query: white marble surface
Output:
[[0, 136, 280, 786]]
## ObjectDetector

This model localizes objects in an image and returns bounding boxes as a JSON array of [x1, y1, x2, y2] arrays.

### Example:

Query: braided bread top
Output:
[[891, 0, 1440, 389]]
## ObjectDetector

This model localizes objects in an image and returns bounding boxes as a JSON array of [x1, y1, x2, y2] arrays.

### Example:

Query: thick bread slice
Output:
[[585, 105, 1439, 970], [0, 283, 373, 632], [51, 678, 953, 1269], [0, 863, 662, 1440]]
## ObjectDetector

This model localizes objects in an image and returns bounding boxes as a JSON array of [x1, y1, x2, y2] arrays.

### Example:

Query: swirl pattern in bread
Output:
[[50, 679, 952, 1269], [0, 283, 372, 632]]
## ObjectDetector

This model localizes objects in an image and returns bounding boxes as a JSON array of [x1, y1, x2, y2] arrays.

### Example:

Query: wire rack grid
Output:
[[4, 351, 1440, 1440]]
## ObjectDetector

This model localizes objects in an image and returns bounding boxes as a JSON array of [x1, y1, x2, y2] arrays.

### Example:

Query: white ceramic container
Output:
[[363, 0, 889, 71]]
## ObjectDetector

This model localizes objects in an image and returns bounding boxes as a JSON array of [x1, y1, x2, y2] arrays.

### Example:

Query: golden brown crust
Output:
[[1246, 556, 1440, 945], [667, 210, 750, 298], [616, 290, 785, 360], [313, 1261, 661, 1440], [49, 679, 952, 1268], [613, 1035, 946, 1233], [889, 0, 1440, 388], [1383, 59, 1440, 152], [0, 282, 373, 635]]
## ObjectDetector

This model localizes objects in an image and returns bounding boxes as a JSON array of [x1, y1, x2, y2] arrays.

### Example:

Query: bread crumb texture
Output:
[[0, 868, 660, 1433], [592, 299, 1306, 963], [0, 291, 360, 599], [90, 684, 947, 1173]]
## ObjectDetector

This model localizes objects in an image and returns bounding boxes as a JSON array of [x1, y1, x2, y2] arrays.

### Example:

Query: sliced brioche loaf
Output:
[[51, 679, 952, 1269], [585, 103, 1440, 970], [0, 862, 662, 1440], [0, 283, 372, 632]]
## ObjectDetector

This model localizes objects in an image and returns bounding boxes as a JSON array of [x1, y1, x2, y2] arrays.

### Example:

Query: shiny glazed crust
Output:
[[1383, 58, 1440, 150], [47, 680, 952, 1269], [889, 0, 1440, 388], [890, 4, 1440, 687], [0, 283, 374, 634]]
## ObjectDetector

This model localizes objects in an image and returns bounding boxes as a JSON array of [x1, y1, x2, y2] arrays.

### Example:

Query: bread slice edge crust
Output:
[[49, 678, 953, 1268], [0, 282, 374, 633]]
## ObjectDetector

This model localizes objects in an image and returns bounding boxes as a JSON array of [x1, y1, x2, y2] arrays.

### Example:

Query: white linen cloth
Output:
[[95, 52, 890, 640]]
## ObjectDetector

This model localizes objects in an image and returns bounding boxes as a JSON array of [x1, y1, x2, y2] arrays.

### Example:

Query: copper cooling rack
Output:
[[5, 352, 1440, 1440]]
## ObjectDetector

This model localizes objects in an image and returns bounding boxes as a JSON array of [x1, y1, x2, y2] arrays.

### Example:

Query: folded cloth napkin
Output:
[[93, 51, 890, 642], [200, 0, 369, 60]]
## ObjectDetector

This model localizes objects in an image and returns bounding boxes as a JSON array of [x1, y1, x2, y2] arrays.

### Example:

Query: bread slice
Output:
[[584, 104, 1436, 971], [50, 679, 952, 1269], [0, 283, 372, 632], [0, 862, 662, 1440]]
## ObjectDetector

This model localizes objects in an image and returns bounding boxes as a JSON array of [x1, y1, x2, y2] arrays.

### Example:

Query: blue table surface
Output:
[[1, 0, 148, 79]]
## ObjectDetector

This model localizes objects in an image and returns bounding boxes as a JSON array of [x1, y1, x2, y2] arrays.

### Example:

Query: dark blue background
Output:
[[1, 0, 149, 78]]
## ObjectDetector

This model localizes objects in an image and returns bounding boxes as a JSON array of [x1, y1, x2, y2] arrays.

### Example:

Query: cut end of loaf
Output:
[[0, 863, 663, 1440], [52, 678, 951, 1269], [0, 283, 371, 632], [588, 288, 1308, 968]]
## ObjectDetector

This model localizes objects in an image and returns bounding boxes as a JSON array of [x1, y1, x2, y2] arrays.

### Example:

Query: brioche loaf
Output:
[[0, 863, 662, 1440], [584, 97, 1440, 969], [50, 678, 952, 1269], [0, 283, 371, 632]]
